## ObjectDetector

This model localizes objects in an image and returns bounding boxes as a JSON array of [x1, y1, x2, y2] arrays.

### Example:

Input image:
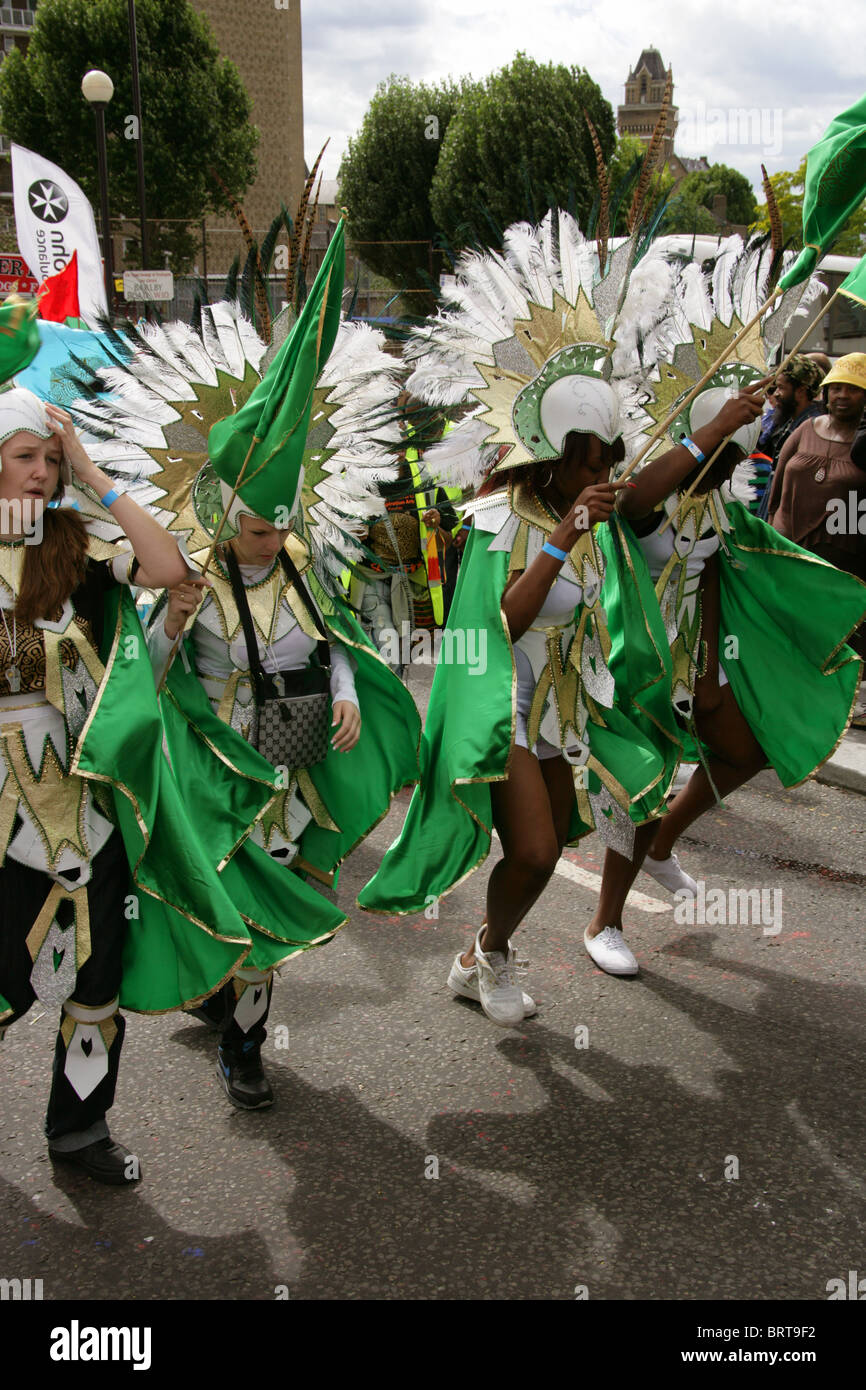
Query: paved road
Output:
[[2, 666, 865, 1301]]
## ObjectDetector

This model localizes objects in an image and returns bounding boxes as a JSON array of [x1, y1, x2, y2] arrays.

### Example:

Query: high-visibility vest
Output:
[[406, 447, 444, 625]]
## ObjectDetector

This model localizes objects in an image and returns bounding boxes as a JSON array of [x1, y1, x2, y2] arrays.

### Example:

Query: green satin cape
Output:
[[713, 502, 865, 786], [358, 513, 680, 916], [76, 587, 346, 1012]]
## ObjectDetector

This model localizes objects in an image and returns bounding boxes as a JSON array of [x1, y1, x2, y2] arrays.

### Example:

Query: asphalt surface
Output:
[[2, 664, 865, 1302]]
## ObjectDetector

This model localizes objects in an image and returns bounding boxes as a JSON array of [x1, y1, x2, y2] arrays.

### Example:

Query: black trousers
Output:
[[0, 832, 129, 1144], [196, 973, 273, 1051]]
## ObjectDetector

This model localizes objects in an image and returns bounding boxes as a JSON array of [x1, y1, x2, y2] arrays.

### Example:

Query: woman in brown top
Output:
[[769, 354, 866, 656]]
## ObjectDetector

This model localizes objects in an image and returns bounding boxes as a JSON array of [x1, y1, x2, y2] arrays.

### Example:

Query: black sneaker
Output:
[[49, 1136, 143, 1186], [184, 988, 229, 1032], [216, 1041, 274, 1110]]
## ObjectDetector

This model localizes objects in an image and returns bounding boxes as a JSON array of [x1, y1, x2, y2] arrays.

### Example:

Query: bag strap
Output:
[[277, 549, 331, 670], [222, 543, 268, 703], [221, 545, 332, 702]]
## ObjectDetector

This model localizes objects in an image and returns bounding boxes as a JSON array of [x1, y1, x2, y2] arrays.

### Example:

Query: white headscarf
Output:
[[0, 388, 72, 485]]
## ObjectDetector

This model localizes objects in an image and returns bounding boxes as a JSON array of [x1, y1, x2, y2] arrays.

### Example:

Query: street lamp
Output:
[[81, 68, 115, 309]]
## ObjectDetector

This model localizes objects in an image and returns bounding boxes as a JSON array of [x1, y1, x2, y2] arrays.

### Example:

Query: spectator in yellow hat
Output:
[[769, 352, 866, 656]]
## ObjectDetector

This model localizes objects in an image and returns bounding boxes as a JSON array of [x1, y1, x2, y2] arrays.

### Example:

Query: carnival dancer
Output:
[[350, 396, 460, 674], [606, 242, 866, 928], [0, 385, 198, 1184], [358, 211, 693, 1019], [123, 233, 421, 1108]]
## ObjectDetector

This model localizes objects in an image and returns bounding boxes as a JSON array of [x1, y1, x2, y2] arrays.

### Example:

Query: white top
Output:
[[638, 514, 719, 581], [147, 559, 359, 710]]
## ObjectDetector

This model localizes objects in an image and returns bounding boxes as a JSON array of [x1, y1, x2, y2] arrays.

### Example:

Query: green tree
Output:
[[338, 74, 472, 295], [753, 157, 866, 254], [0, 0, 258, 273], [607, 134, 675, 234], [429, 52, 615, 251], [663, 163, 758, 234]]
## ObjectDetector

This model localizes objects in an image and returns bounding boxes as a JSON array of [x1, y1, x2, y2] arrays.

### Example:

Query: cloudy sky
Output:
[[302, 0, 865, 193]]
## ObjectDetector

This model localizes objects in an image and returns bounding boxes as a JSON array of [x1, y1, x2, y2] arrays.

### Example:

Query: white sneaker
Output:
[[448, 946, 537, 1017], [584, 926, 639, 977], [643, 851, 698, 898], [468, 929, 526, 1027]]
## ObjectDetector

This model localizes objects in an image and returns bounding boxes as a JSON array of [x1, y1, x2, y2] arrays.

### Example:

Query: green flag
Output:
[[779, 94, 866, 290], [838, 249, 866, 306], [0, 295, 40, 383], [208, 221, 346, 523]]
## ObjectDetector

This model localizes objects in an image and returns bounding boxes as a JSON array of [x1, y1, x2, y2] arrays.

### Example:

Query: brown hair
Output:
[[16, 507, 89, 624]]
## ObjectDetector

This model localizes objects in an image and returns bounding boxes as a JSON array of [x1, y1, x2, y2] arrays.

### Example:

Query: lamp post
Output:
[[127, 0, 149, 270], [81, 68, 115, 310]]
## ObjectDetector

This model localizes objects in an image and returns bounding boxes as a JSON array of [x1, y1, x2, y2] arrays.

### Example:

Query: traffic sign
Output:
[[123, 270, 174, 302]]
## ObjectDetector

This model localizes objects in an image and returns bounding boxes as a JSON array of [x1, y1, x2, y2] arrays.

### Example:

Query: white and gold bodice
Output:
[[472, 481, 615, 760], [0, 533, 135, 885], [147, 541, 358, 743], [635, 487, 733, 714]]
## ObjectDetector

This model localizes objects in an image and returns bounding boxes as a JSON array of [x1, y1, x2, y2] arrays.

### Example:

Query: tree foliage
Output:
[[429, 53, 615, 248], [338, 74, 472, 291], [607, 134, 674, 234], [753, 157, 866, 255], [662, 163, 758, 234], [0, 0, 258, 271]]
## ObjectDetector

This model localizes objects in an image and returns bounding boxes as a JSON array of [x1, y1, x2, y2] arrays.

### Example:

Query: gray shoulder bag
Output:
[[223, 545, 332, 769]]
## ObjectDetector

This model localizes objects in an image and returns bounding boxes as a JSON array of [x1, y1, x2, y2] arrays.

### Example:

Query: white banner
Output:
[[11, 142, 108, 325]]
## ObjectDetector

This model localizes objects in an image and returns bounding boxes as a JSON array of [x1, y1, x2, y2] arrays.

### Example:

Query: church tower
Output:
[[616, 46, 677, 159]]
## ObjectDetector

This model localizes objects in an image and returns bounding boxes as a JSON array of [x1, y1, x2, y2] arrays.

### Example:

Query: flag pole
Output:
[[772, 285, 842, 376], [155, 436, 259, 692], [619, 288, 782, 481]]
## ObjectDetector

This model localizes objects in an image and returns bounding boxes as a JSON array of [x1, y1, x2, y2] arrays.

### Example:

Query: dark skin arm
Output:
[[502, 481, 626, 641], [617, 383, 768, 522]]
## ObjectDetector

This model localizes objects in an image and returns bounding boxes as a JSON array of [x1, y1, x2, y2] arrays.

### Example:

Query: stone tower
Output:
[[190, 0, 305, 271], [616, 46, 677, 160]]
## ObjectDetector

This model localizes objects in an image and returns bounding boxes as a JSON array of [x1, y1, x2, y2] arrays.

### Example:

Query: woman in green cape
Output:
[[149, 484, 421, 1107], [0, 387, 257, 1185], [620, 369, 866, 911]]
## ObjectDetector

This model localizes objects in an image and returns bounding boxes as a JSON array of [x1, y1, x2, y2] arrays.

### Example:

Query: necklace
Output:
[[0, 605, 21, 692], [814, 418, 855, 481], [536, 485, 566, 523]]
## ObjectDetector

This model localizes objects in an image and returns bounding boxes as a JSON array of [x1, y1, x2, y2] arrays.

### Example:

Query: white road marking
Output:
[[491, 831, 672, 914], [553, 857, 672, 914]]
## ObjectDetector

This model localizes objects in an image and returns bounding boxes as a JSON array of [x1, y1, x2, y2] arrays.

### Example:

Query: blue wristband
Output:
[[100, 488, 123, 509], [680, 435, 705, 464], [461, 520, 472, 530], [542, 541, 569, 563]]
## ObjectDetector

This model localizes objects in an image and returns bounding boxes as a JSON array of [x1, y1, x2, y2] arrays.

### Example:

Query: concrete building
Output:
[[190, 0, 306, 276]]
